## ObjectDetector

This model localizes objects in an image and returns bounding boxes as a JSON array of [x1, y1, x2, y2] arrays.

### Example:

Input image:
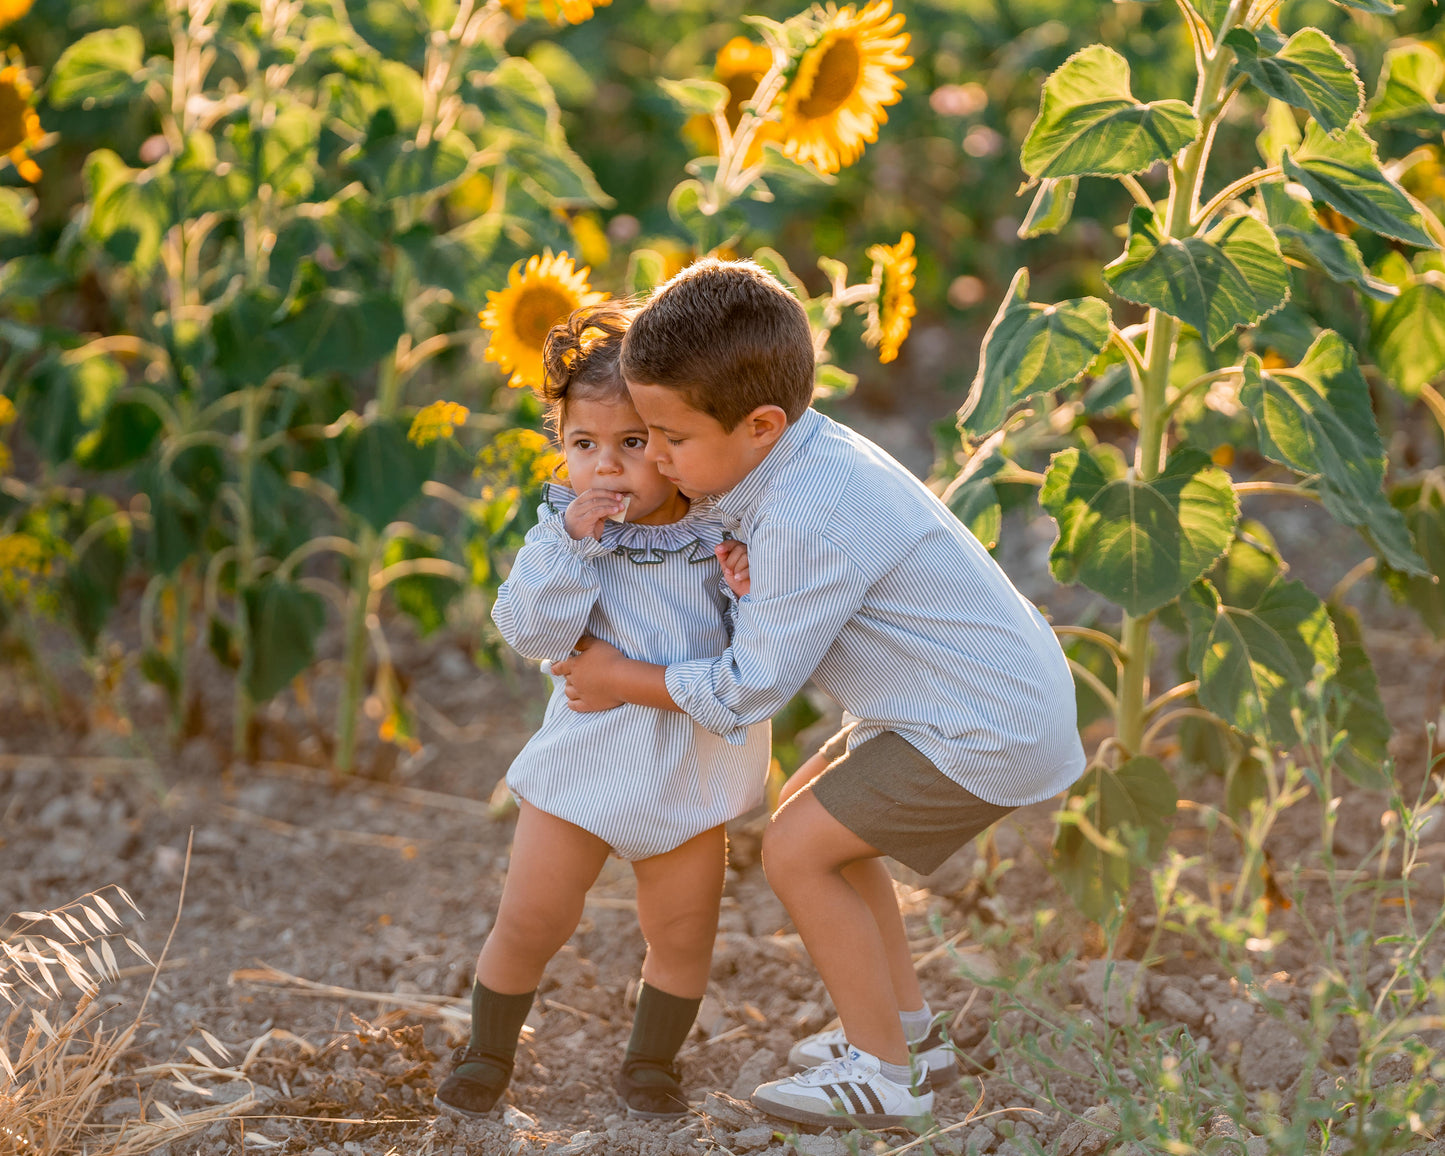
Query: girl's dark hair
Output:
[[540, 301, 636, 436]]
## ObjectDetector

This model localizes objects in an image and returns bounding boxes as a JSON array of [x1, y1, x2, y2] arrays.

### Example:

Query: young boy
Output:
[[553, 258, 1085, 1129]]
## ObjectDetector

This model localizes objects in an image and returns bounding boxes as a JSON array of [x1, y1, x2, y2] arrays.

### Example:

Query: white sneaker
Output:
[[788, 1019, 957, 1089], [751, 1046, 934, 1130]]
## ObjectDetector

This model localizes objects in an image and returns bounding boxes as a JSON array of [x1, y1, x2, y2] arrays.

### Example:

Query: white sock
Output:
[[878, 1057, 914, 1085], [899, 1002, 933, 1043]]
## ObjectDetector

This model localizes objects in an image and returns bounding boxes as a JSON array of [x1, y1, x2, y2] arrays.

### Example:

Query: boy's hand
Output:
[[552, 636, 626, 711], [717, 541, 750, 597], [564, 489, 628, 540]]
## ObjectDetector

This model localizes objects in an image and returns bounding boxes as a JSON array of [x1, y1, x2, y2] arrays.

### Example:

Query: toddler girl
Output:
[[434, 302, 769, 1120]]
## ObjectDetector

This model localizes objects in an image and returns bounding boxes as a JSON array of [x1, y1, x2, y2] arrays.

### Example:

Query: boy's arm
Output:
[[490, 509, 607, 662], [559, 524, 868, 739]]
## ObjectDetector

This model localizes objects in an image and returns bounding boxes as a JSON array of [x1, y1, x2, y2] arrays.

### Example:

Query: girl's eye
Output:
[[624, 437, 645, 449], [572, 439, 593, 450]]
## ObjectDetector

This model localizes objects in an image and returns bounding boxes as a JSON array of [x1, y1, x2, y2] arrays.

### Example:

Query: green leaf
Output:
[[48, 26, 146, 108], [1371, 271, 1445, 397], [231, 99, 321, 200], [961, 268, 1111, 435], [1053, 757, 1177, 920], [945, 453, 1004, 552], [1326, 0, 1397, 15], [1041, 445, 1239, 615], [22, 354, 126, 464], [74, 399, 163, 471], [1257, 98, 1303, 167], [1225, 28, 1364, 134], [1021, 45, 1200, 181], [339, 419, 437, 532], [353, 130, 472, 200], [1104, 208, 1290, 348], [84, 150, 171, 272], [242, 577, 326, 702], [397, 215, 506, 303], [383, 538, 460, 637], [1184, 576, 1338, 748], [1018, 177, 1079, 238], [813, 362, 857, 399], [173, 132, 254, 216], [62, 496, 132, 652], [625, 248, 668, 297], [1282, 121, 1432, 248], [659, 77, 731, 117], [0, 188, 31, 238], [1240, 333, 1427, 574], [1368, 43, 1445, 133], [275, 290, 406, 376], [1259, 182, 1396, 302], [1324, 603, 1391, 787], [1381, 474, 1445, 638]]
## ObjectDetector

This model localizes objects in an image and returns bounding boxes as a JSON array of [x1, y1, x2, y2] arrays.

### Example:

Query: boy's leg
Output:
[[617, 824, 728, 1117], [437, 801, 609, 1119], [780, 747, 924, 1018]]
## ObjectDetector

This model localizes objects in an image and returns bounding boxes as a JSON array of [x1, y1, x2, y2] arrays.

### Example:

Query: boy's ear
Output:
[[744, 405, 789, 448]]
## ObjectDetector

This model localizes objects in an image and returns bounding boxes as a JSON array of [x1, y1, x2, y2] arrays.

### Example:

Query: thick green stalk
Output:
[[169, 562, 191, 743], [1116, 0, 1244, 757], [233, 388, 260, 760], [335, 525, 376, 773]]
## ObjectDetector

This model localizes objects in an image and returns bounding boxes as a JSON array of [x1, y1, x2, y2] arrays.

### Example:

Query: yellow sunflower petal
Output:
[[864, 231, 917, 364], [409, 400, 471, 447], [777, 1, 912, 175], [0, 64, 44, 183], [0, 0, 33, 26], [479, 251, 607, 390]]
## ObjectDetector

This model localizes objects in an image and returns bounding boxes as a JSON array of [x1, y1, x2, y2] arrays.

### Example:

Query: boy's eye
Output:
[[667, 437, 684, 447]]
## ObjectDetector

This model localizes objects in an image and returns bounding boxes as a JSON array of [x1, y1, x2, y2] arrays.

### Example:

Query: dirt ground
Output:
[[2, 491, 1444, 1156]]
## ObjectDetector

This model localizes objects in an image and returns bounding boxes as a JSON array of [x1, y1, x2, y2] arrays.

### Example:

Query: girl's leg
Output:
[[779, 753, 923, 1017], [615, 824, 728, 1117], [437, 801, 609, 1119], [477, 799, 611, 993]]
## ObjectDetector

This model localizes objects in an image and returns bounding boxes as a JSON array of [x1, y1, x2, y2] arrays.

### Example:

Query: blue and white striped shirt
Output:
[[665, 408, 1085, 808], [491, 486, 770, 859]]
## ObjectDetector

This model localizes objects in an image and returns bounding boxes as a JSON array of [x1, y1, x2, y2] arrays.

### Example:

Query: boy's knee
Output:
[[761, 812, 811, 885]]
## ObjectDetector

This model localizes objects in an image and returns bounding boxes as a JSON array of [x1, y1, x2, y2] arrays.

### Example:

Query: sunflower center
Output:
[[0, 81, 28, 155], [513, 285, 576, 348], [798, 36, 861, 119]]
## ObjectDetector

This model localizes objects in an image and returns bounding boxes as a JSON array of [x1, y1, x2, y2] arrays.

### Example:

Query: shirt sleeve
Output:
[[666, 523, 869, 744], [490, 507, 610, 663]]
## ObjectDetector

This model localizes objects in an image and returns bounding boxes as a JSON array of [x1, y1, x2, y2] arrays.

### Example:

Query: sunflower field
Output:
[[2, 0, 1445, 907]]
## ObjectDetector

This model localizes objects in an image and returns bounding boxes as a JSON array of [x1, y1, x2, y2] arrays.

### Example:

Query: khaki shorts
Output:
[[808, 728, 1015, 875]]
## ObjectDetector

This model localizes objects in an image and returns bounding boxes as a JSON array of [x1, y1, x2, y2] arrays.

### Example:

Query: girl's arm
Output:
[[490, 509, 609, 663]]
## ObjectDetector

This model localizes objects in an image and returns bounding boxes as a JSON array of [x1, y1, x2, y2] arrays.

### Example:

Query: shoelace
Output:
[[795, 1055, 875, 1088]]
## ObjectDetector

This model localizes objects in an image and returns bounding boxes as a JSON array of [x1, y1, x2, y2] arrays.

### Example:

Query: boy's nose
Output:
[[644, 435, 666, 464]]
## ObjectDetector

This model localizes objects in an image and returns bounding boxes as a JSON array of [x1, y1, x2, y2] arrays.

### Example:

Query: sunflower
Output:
[[0, 0, 32, 26], [504, 0, 610, 24], [776, 1, 911, 175], [480, 251, 606, 390], [0, 64, 44, 183], [682, 38, 777, 163], [408, 400, 471, 447], [863, 231, 916, 364]]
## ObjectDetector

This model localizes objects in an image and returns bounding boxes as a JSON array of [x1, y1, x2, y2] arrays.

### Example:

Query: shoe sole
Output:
[[750, 1095, 927, 1133], [614, 1092, 690, 1121], [433, 1094, 499, 1121]]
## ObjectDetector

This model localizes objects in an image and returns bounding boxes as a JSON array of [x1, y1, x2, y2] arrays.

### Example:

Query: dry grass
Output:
[[0, 837, 261, 1156]]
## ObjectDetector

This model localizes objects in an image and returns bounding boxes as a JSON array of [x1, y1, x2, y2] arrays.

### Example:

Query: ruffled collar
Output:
[[543, 484, 727, 563]]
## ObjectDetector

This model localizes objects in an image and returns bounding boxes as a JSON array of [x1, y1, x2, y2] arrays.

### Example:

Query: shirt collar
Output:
[[714, 407, 825, 521]]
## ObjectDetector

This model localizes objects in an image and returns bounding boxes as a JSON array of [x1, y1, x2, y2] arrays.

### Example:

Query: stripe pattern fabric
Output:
[[664, 408, 1086, 809], [492, 487, 770, 860]]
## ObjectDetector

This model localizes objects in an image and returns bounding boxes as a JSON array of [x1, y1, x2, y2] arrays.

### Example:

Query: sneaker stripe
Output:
[[854, 1081, 885, 1115], [827, 1082, 864, 1115], [828, 1043, 847, 1058]]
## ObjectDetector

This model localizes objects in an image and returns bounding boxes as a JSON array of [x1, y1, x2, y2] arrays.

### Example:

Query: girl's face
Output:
[[561, 395, 684, 524]]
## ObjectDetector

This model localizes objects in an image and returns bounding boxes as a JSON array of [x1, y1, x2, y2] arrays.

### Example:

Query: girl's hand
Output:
[[717, 541, 750, 597], [552, 636, 626, 711], [564, 489, 627, 540]]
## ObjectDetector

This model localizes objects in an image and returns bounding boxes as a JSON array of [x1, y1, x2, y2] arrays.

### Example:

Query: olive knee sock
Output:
[[624, 983, 701, 1066]]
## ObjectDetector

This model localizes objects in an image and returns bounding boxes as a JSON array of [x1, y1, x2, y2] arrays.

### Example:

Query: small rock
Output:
[[730, 1048, 779, 1100], [1155, 985, 1205, 1029], [1203, 1111, 1246, 1140], [1238, 1017, 1305, 1091], [702, 1091, 763, 1129], [554, 1130, 602, 1154], [1205, 998, 1256, 1046], [1075, 961, 1142, 1025], [99, 1097, 142, 1125], [731, 1125, 777, 1152], [792, 1136, 845, 1156], [1057, 1106, 1120, 1156], [1245, 1140, 1270, 1156], [696, 994, 730, 1038], [503, 1105, 537, 1129], [964, 1123, 997, 1153], [995, 1142, 1030, 1156], [1369, 1051, 1413, 1088]]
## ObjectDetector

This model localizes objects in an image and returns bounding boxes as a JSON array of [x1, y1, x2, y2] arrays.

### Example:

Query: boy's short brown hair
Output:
[[620, 258, 815, 430]]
